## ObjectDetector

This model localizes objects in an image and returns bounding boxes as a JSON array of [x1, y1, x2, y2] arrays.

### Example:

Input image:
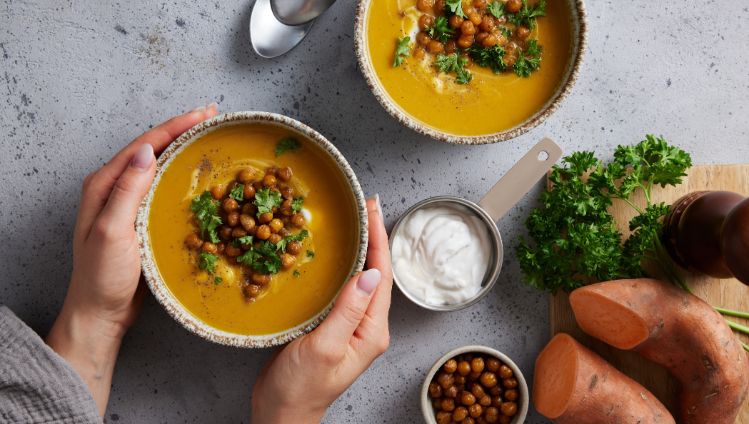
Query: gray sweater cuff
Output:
[[0, 306, 101, 423]]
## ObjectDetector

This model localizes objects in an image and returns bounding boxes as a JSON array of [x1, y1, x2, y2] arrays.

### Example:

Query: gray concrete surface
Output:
[[1, 0, 748, 422]]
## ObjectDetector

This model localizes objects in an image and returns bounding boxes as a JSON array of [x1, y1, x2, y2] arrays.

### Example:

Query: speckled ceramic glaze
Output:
[[421, 345, 530, 424], [354, 0, 587, 144], [135, 111, 368, 348]]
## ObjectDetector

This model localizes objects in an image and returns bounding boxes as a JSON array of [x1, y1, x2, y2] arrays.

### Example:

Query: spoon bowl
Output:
[[250, 0, 314, 58]]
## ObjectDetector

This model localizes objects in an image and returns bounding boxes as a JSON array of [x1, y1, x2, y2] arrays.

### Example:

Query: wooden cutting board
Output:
[[550, 164, 749, 423]]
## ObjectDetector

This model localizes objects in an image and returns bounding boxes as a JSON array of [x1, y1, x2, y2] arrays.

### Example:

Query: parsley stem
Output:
[[618, 197, 645, 215], [742, 341, 749, 353], [716, 307, 749, 320]]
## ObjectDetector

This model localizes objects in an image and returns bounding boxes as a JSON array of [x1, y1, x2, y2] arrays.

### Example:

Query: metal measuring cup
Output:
[[389, 138, 563, 311]]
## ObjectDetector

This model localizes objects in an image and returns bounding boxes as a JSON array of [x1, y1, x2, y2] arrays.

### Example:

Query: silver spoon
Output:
[[249, 0, 337, 58]]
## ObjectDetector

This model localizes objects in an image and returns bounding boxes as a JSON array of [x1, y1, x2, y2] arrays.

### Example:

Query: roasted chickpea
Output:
[[479, 372, 498, 388], [516, 25, 530, 40], [468, 371, 481, 381], [185, 233, 203, 250], [262, 174, 277, 188], [419, 14, 434, 30], [240, 214, 256, 232], [498, 365, 513, 379], [427, 40, 445, 54], [476, 31, 489, 43], [201, 242, 217, 254], [256, 225, 271, 240], [481, 35, 499, 47], [500, 402, 517, 417], [453, 407, 468, 421], [480, 15, 495, 32], [460, 391, 476, 406], [503, 389, 517, 401], [497, 415, 510, 424], [243, 184, 256, 199], [416, 31, 431, 46], [444, 385, 458, 399], [457, 34, 474, 49], [291, 213, 306, 228], [259, 212, 274, 224], [468, 403, 483, 418], [437, 372, 454, 390], [217, 242, 225, 254], [471, 358, 485, 373], [467, 11, 482, 25], [252, 180, 263, 191], [440, 398, 456, 412], [280, 186, 294, 199], [218, 226, 232, 241], [443, 359, 458, 374], [222, 198, 239, 213], [436, 411, 452, 424], [457, 361, 471, 376], [237, 168, 256, 183], [478, 395, 491, 407], [241, 202, 255, 215], [443, 40, 457, 54], [277, 166, 293, 182], [470, 383, 486, 399], [460, 20, 476, 35], [502, 378, 517, 389], [486, 358, 500, 373], [505, 0, 521, 13], [491, 396, 502, 408], [461, 418, 475, 424], [281, 253, 296, 270], [231, 228, 247, 239], [473, 0, 486, 8], [268, 234, 282, 244], [225, 244, 241, 257], [269, 218, 284, 233], [489, 386, 501, 396], [429, 382, 443, 398], [227, 212, 240, 227], [449, 15, 464, 29], [416, 0, 434, 12], [287, 240, 302, 255], [251, 273, 271, 285], [210, 184, 227, 200], [456, 375, 467, 386], [484, 407, 499, 423], [434, 0, 445, 14], [243, 284, 261, 298]]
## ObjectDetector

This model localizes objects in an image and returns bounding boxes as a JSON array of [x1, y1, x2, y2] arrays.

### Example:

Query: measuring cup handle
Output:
[[478, 138, 563, 222]]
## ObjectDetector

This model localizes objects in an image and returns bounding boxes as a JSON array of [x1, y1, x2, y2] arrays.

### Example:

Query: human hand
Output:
[[46, 104, 219, 415], [251, 196, 393, 424]]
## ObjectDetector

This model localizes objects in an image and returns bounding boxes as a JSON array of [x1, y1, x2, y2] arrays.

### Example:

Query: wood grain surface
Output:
[[550, 164, 749, 423]]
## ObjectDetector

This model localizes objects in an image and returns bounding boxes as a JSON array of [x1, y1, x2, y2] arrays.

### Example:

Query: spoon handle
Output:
[[478, 138, 562, 222]]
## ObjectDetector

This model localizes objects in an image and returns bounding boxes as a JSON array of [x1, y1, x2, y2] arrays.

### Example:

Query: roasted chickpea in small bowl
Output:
[[422, 345, 529, 424]]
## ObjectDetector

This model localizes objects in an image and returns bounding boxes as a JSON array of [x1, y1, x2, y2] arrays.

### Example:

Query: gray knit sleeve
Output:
[[0, 306, 101, 423]]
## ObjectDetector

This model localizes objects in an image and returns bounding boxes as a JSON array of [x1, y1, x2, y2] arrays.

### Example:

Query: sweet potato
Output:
[[533, 332, 674, 424], [570, 278, 749, 424]]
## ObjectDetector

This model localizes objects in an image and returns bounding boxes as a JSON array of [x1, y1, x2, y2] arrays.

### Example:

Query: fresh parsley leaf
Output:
[[293, 270, 301, 278], [191, 191, 222, 243], [229, 184, 244, 201], [468, 45, 507, 73], [513, 39, 542, 77], [275, 137, 300, 157], [276, 229, 310, 252], [254, 188, 282, 215], [435, 53, 473, 84], [306, 250, 315, 258], [488, 1, 504, 18], [445, 0, 466, 18], [198, 252, 219, 275], [507, 0, 546, 29], [236, 235, 254, 246], [237, 241, 282, 275], [214, 276, 222, 285], [291, 197, 304, 214], [427, 16, 454, 43], [393, 36, 411, 67]]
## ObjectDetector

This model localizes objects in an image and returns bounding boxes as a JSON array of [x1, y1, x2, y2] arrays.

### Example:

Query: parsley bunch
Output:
[[517, 135, 692, 293]]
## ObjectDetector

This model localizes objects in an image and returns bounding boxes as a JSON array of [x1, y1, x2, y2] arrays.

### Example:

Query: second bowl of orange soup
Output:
[[136, 112, 367, 348], [355, 0, 586, 144]]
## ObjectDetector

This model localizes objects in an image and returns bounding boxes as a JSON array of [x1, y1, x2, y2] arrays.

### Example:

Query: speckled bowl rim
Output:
[[134, 111, 368, 348], [354, 0, 587, 145], [420, 345, 530, 424]]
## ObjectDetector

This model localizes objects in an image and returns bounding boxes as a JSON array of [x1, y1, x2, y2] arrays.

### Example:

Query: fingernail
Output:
[[130, 144, 154, 170], [357, 268, 381, 294], [206, 102, 218, 113], [191, 105, 206, 113], [368, 194, 384, 221]]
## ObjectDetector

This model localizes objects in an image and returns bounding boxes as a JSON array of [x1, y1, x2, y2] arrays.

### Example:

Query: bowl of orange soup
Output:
[[135, 112, 367, 347], [355, 0, 586, 144]]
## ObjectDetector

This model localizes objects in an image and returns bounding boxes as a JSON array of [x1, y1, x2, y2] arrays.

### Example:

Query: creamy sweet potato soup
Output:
[[367, 0, 573, 135], [149, 124, 359, 335]]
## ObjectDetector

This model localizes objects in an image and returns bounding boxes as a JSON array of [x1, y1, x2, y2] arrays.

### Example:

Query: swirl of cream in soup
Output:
[[392, 203, 491, 306]]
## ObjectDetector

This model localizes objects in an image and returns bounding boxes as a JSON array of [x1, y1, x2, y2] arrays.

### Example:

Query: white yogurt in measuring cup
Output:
[[391, 203, 492, 306]]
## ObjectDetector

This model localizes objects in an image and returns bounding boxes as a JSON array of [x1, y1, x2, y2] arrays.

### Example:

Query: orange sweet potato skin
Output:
[[571, 278, 749, 424], [534, 333, 674, 424]]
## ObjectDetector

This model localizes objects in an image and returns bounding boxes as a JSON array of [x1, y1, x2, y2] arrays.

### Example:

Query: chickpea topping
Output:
[[457, 35, 474, 49], [222, 198, 239, 213], [516, 25, 530, 40], [416, 31, 431, 46], [262, 174, 277, 188], [185, 233, 203, 250], [444, 359, 458, 374], [503, 389, 517, 401], [251, 273, 271, 286], [268, 233, 282, 244], [427, 40, 445, 54], [227, 212, 239, 227], [256, 225, 271, 240], [287, 240, 302, 255], [505, 0, 521, 13], [225, 245, 241, 257], [416, 0, 434, 12], [269, 218, 284, 233], [291, 213, 306, 228], [460, 20, 477, 35], [453, 407, 468, 421], [281, 253, 296, 270], [237, 169, 255, 183], [277, 166, 293, 182], [210, 184, 227, 200], [471, 357, 485, 373], [449, 15, 464, 29], [201, 242, 217, 254], [259, 212, 274, 224], [413, 46, 426, 59], [419, 14, 435, 31], [243, 184, 256, 199]]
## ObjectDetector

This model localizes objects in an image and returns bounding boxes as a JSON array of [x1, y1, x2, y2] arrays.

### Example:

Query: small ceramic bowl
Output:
[[135, 111, 368, 348], [421, 345, 530, 424], [354, 0, 587, 144]]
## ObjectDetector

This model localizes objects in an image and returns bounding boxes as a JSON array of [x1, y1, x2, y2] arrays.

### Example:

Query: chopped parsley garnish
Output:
[[235, 235, 254, 246], [508, 0, 546, 29], [513, 39, 542, 77], [306, 250, 315, 258], [275, 137, 300, 157], [468, 45, 507, 73], [291, 197, 304, 214], [190, 191, 222, 243], [393, 36, 411, 67], [254, 188, 282, 215], [198, 252, 219, 277], [427, 16, 454, 43], [445, 0, 466, 18], [275, 229, 309, 252], [237, 241, 282, 275], [293, 270, 301, 278], [214, 277, 222, 285], [487, 1, 504, 19], [435, 53, 472, 84], [229, 184, 244, 201]]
